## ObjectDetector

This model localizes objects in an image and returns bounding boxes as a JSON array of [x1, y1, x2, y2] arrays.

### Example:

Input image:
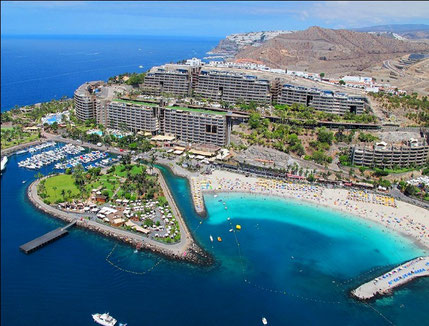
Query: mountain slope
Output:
[[233, 26, 429, 74], [352, 24, 429, 39]]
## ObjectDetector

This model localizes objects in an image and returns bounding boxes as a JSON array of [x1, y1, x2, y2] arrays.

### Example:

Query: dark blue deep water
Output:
[[1, 35, 217, 111], [2, 156, 429, 326]]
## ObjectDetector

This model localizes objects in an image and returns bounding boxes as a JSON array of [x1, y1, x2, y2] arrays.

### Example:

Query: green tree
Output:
[[317, 127, 334, 145], [248, 113, 261, 129]]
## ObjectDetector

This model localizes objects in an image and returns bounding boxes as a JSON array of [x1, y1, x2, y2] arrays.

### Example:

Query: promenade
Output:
[[351, 256, 429, 300]]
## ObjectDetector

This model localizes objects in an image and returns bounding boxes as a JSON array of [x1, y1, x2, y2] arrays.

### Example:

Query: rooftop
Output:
[[166, 106, 228, 116], [112, 99, 159, 107]]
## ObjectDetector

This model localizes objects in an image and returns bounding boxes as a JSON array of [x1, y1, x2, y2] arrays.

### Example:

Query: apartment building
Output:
[[277, 84, 368, 115], [161, 106, 231, 146], [142, 67, 190, 96], [350, 138, 429, 168], [106, 100, 160, 133], [74, 82, 104, 121], [140, 65, 370, 114], [193, 70, 272, 104]]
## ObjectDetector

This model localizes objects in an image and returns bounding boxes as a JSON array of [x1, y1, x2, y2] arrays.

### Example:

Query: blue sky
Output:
[[2, 1, 429, 37]]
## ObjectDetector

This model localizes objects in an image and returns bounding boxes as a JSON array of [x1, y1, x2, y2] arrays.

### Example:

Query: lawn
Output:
[[1, 133, 39, 149], [113, 164, 143, 177], [43, 174, 80, 203]]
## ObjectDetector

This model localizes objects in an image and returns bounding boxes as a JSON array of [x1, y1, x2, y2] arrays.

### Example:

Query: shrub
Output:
[[374, 168, 389, 177]]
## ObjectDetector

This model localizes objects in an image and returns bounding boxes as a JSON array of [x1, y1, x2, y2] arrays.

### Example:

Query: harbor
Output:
[[351, 256, 429, 300], [17, 143, 85, 170], [19, 220, 77, 254], [15, 141, 116, 171]]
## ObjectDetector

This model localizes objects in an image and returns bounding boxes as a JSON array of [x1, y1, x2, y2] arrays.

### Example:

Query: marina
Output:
[[54, 151, 111, 169], [351, 256, 429, 300], [17, 143, 85, 170], [28, 141, 56, 153], [19, 220, 77, 254]]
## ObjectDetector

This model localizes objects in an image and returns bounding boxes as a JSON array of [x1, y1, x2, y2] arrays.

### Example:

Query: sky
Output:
[[2, 1, 429, 38]]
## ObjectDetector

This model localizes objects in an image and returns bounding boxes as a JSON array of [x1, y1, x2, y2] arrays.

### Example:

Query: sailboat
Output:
[[209, 235, 213, 242]]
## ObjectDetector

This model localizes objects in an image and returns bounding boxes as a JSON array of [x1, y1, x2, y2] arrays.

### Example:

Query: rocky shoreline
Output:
[[27, 177, 213, 266]]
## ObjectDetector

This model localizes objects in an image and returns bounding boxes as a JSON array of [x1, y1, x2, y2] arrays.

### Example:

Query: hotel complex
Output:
[[350, 138, 429, 168], [140, 64, 370, 115], [74, 82, 232, 146], [276, 84, 367, 115], [74, 63, 373, 148]]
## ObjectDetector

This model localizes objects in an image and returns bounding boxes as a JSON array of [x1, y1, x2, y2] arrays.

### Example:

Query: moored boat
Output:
[[1, 156, 8, 172]]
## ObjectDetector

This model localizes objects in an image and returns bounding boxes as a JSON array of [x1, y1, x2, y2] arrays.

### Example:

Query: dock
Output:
[[19, 220, 77, 254], [351, 256, 429, 300]]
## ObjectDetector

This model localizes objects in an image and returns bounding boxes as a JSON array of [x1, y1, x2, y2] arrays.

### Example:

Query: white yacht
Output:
[[1, 156, 8, 172], [262, 317, 268, 325], [92, 312, 117, 326]]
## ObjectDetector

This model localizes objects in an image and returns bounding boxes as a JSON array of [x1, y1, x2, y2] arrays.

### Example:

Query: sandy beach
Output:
[[191, 170, 429, 250]]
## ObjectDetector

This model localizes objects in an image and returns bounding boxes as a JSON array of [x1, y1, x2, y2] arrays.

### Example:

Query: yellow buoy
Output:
[[217, 237, 222, 242], [236, 224, 241, 230]]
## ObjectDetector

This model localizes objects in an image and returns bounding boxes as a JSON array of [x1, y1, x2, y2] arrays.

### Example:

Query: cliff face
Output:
[[208, 30, 292, 57], [209, 38, 239, 57], [214, 26, 429, 74]]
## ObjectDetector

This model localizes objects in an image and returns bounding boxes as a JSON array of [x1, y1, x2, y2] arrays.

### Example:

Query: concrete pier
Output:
[[20, 220, 77, 254], [351, 256, 429, 300]]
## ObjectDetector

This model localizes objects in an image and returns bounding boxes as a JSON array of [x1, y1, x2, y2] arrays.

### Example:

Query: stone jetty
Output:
[[351, 256, 429, 300]]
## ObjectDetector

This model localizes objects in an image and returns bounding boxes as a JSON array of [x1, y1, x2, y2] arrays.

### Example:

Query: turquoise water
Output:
[[204, 192, 425, 296], [2, 161, 429, 325], [88, 130, 103, 136]]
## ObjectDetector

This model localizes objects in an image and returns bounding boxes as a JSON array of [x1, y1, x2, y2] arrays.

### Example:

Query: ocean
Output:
[[2, 36, 429, 325], [1, 35, 218, 111], [2, 156, 428, 325]]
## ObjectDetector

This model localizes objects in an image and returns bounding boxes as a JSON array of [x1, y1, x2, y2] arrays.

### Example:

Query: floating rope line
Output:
[[106, 243, 162, 275], [222, 200, 396, 325], [364, 302, 396, 326], [192, 219, 204, 233]]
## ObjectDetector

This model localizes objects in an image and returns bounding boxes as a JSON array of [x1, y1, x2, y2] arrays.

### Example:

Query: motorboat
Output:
[[210, 235, 213, 242], [92, 312, 117, 326], [262, 317, 268, 325]]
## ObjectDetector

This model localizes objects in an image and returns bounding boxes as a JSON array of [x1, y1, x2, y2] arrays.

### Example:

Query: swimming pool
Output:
[[87, 130, 103, 136]]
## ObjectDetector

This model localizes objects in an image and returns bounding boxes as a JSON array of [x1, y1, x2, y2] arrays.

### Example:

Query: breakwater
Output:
[[351, 256, 429, 301]]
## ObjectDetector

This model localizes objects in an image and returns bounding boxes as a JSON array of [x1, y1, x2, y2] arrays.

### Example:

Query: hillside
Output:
[[208, 30, 292, 57], [233, 26, 429, 74], [352, 24, 429, 40]]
